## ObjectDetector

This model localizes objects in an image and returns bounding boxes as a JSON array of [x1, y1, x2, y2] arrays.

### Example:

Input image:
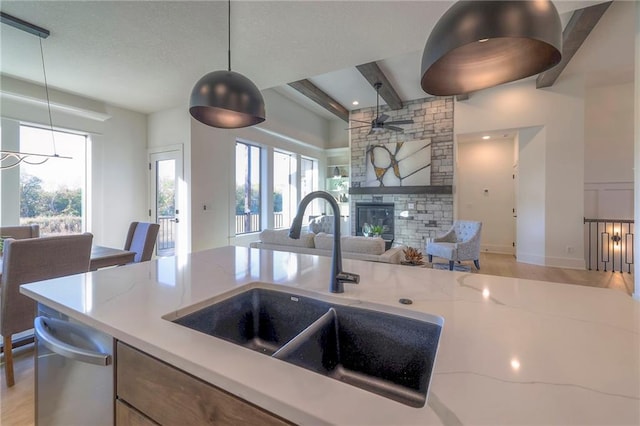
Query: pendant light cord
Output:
[[227, 0, 231, 72], [39, 37, 58, 157]]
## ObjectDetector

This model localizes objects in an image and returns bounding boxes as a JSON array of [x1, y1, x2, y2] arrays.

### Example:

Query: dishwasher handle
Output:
[[34, 316, 112, 366]]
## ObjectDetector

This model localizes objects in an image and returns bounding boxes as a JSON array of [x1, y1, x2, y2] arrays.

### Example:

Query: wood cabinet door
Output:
[[116, 342, 293, 426]]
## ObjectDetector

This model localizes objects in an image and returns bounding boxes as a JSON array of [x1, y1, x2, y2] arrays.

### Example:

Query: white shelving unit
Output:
[[325, 164, 349, 216]]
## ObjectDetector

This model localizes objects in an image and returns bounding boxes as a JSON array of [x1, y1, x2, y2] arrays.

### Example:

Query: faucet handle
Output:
[[336, 271, 360, 284]]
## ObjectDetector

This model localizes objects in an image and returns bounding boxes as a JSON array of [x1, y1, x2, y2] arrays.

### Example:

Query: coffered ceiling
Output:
[[0, 1, 633, 121]]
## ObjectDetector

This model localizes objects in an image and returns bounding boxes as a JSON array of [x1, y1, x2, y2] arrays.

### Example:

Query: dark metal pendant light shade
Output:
[[421, 0, 562, 96], [189, 0, 265, 128], [190, 70, 265, 128]]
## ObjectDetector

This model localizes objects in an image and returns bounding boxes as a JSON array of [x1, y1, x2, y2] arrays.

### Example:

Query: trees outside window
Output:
[[273, 151, 296, 229], [301, 157, 319, 217], [235, 142, 261, 234], [19, 126, 87, 235]]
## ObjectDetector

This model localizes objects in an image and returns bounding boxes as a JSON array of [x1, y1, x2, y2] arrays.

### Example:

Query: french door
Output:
[[149, 147, 183, 257]]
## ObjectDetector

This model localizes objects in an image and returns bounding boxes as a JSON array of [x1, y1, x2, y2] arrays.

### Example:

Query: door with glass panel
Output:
[[149, 149, 183, 257]]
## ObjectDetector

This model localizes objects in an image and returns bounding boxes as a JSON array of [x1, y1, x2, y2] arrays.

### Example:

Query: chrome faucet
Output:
[[289, 191, 360, 293]]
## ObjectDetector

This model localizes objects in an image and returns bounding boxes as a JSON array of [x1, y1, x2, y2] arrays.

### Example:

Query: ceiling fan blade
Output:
[[386, 119, 414, 125], [350, 119, 371, 124], [386, 125, 405, 132], [377, 114, 389, 123], [368, 128, 376, 135], [346, 125, 371, 130]]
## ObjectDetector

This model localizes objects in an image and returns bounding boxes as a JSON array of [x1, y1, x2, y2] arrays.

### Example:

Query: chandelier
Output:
[[0, 12, 71, 170]]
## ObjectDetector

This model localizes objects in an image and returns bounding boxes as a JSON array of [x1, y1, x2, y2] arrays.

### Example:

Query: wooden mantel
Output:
[[348, 186, 452, 195]]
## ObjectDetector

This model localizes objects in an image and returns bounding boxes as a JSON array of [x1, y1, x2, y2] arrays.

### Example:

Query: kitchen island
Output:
[[21, 246, 639, 425]]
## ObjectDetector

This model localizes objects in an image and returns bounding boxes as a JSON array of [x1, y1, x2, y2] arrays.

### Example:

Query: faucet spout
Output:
[[289, 191, 360, 293]]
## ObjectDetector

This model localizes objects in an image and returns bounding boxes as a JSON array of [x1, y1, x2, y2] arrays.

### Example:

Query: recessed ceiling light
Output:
[[482, 135, 490, 140], [352, 101, 359, 106], [511, 358, 521, 371], [478, 38, 489, 43]]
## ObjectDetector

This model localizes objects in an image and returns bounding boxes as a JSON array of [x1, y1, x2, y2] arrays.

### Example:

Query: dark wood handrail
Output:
[[584, 218, 634, 224]]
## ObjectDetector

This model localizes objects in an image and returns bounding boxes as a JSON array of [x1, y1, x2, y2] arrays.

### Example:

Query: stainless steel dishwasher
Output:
[[34, 304, 114, 426]]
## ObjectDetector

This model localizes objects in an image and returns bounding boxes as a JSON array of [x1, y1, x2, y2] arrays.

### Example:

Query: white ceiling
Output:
[[0, 1, 631, 121]]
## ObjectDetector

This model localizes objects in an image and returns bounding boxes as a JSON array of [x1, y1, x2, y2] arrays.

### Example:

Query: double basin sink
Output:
[[168, 283, 443, 408]]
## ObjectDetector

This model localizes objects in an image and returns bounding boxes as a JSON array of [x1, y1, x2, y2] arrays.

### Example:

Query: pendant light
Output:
[[420, 0, 562, 96], [0, 12, 71, 170], [189, 0, 265, 128]]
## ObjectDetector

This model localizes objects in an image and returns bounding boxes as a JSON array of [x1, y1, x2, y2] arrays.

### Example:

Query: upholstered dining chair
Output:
[[0, 224, 40, 240], [1, 232, 93, 387], [124, 222, 160, 263], [426, 221, 482, 271]]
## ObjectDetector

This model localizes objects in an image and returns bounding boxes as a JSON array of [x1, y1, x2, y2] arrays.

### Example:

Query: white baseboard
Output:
[[544, 256, 586, 270], [516, 253, 546, 266], [517, 253, 586, 269], [481, 244, 514, 255]]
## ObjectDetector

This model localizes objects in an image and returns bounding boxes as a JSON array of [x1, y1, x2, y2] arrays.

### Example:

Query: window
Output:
[[273, 151, 297, 229], [19, 125, 88, 235], [235, 141, 261, 234], [301, 157, 320, 218], [234, 141, 319, 235]]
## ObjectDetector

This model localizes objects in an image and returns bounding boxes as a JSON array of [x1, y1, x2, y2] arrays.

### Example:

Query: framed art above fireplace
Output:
[[365, 139, 431, 187]]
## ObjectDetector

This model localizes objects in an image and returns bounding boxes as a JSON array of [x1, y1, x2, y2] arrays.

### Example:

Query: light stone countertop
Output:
[[21, 246, 640, 425]]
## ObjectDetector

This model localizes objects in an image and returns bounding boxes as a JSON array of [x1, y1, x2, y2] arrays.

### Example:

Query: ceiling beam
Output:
[[536, 1, 612, 89], [288, 79, 350, 122], [355, 62, 403, 110]]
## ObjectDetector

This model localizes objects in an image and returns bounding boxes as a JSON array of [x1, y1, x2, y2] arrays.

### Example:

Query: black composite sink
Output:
[[169, 285, 443, 407], [173, 288, 329, 355]]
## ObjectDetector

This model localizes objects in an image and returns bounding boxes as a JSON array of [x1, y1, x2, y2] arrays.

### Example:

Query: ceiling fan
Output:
[[347, 82, 414, 134]]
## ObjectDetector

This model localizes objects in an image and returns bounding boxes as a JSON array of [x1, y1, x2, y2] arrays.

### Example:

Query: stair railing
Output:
[[584, 218, 634, 273]]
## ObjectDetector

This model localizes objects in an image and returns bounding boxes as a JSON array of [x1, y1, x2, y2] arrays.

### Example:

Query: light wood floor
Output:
[[1, 345, 35, 426], [469, 252, 634, 296], [0, 253, 634, 425]]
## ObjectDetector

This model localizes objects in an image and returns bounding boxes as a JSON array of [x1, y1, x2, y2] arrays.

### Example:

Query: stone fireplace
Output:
[[348, 97, 455, 249]]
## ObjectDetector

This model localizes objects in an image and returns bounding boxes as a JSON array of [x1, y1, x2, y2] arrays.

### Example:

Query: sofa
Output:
[[249, 228, 404, 264]]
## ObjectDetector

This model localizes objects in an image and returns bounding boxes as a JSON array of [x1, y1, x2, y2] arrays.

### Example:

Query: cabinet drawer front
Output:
[[116, 342, 292, 426], [116, 399, 158, 426]]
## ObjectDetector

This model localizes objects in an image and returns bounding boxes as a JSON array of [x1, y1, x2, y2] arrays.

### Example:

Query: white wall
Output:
[[517, 126, 546, 265], [90, 106, 147, 248], [148, 105, 191, 149], [585, 82, 634, 184], [189, 88, 329, 253], [148, 105, 192, 255], [634, 0, 640, 301], [454, 0, 636, 271], [583, 82, 635, 224], [0, 119, 21, 223], [457, 138, 515, 254], [455, 75, 585, 269], [0, 76, 148, 247], [328, 119, 349, 149]]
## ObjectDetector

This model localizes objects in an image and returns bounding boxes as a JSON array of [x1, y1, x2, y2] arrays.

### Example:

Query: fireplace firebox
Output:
[[355, 203, 394, 249]]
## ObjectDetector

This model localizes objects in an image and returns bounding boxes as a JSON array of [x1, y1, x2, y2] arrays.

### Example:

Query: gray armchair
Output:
[[426, 221, 482, 271]]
